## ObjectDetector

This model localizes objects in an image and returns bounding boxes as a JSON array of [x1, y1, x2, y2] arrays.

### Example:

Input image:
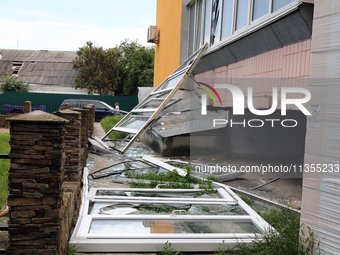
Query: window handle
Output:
[[170, 210, 186, 217], [155, 184, 167, 189]]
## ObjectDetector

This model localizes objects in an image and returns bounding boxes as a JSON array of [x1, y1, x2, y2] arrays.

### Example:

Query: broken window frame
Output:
[[70, 184, 272, 252], [89, 159, 159, 179], [101, 44, 208, 154]]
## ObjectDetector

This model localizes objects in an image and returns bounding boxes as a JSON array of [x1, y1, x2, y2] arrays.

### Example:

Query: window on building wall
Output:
[[188, 3, 196, 56], [189, 0, 299, 51], [236, 0, 249, 30], [188, 0, 299, 51], [195, 0, 204, 51], [221, 0, 234, 39], [188, 0, 204, 56], [253, 0, 269, 21], [210, 0, 221, 45], [273, 0, 294, 12], [203, 0, 212, 45]]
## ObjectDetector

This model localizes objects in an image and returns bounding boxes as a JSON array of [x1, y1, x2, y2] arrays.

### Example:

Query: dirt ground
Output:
[[226, 176, 302, 207], [0, 128, 9, 133], [188, 157, 303, 208]]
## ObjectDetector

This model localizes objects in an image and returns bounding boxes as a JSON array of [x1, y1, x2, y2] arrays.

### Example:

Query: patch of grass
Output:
[[100, 115, 128, 140], [65, 242, 79, 255], [217, 208, 320, 255], [239, 194, 254, 206], [0, 133, 10, 210], [127, 169, 215, 193], [161, 241, 182, 255], [286, 201, 302, 210]]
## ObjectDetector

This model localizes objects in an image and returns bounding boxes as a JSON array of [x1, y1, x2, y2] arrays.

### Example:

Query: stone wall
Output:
[[5, 106, 94, 255], [0, 116, 6, 128], [0, 114, 22, 128], [7, 111, 68, 255], [55, 110, 81, 182], [70, 107, 90, 170]]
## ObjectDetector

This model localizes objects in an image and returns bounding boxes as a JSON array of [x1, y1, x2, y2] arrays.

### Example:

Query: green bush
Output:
[[0, 72, 29, 93], [0, 133, 10, 209], [100, 115, 128, 140], [216, 208, 320, 255]]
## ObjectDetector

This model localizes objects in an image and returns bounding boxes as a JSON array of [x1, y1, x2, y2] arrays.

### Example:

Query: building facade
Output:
[[152, 1, 340, 254], [151, 0, 313, 160]]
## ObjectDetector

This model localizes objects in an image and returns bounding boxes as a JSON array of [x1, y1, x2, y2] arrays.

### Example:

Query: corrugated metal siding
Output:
[[195, 39, 312, 110], [0, 49, 78, 86]]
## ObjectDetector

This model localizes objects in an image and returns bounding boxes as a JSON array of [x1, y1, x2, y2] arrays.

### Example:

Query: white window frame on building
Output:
[[188, 0, 301, 55]]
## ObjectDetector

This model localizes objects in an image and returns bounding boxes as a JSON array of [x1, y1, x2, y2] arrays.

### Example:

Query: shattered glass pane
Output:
[[136, 90, 172, 109], [210, 0, 221, 45], [95, 190, 222, 198], [162, 72, 186, 90], [90, 160, 161, 179], [89, 220, 261, 235], [90, 202, 248, 216], [119, 116, 149, 130], [137, 98, 177, 110]]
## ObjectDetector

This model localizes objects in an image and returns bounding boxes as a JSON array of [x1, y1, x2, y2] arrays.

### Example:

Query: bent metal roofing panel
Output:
[[0, 49, 78, 86]]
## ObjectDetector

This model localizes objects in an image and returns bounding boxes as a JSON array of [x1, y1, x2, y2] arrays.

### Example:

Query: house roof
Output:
[[0, 49, 79, 86]]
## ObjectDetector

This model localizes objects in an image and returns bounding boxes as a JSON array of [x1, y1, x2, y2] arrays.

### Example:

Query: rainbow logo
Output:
[[197, 82, 222, 106]]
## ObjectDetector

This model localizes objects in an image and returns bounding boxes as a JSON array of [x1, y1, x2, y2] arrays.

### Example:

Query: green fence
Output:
[[0, 91, 138, 115]]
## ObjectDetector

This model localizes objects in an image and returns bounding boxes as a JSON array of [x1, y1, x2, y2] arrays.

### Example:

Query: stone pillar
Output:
[[53, 109, 82, 182], [84, 104, 95, 137], [6, 110, 69, 255], [23, 101, 31, 114], [70, 108, 89, 170]]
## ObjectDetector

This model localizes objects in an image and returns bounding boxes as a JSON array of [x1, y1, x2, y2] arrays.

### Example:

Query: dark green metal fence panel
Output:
[[0, 92, 138, 115]]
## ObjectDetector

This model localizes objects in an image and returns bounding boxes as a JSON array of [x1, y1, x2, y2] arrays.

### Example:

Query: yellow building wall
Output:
[[153, 0, 182, 87]]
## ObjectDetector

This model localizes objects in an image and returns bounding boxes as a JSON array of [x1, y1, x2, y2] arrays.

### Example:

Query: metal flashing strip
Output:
[[142, 155, 188, 176], [101, 44, 208, 154]]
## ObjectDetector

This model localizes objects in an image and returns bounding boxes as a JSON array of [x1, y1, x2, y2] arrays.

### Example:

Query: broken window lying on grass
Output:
[[69, 168, 273, 252], [100, 44, 208, 154], [89, 159, 161, 179]]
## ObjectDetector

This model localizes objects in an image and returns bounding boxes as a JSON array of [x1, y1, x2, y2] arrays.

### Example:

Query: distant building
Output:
[[0, 49, 91, 94]]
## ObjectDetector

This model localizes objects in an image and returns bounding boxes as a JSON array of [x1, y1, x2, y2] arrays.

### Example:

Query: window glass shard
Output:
[[90, 202, 248, 216], [95, 189, 222, 199], [89, 220, 261, 235], [119, 116, 149, 130]]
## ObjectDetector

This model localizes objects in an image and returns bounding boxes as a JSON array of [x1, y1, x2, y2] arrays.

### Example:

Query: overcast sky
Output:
[[0, 0, 157, 51]]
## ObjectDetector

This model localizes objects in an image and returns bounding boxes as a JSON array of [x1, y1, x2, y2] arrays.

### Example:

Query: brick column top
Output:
[[6, 110, 69, 124], [70, 107, 86, 112], [59, 109, 81, 115]]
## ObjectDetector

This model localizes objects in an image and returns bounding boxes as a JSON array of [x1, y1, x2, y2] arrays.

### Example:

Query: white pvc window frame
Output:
[[188, 0, 301, 55], [70, 183, 273, 252], [101, 44, 208, 154]]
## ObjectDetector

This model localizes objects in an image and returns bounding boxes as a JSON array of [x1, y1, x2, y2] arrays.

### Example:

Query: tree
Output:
[[72, 40, 154, 96], [72, 41, 119, 95], [0, 73, 29, 93], [116, 40, 155, 96]]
